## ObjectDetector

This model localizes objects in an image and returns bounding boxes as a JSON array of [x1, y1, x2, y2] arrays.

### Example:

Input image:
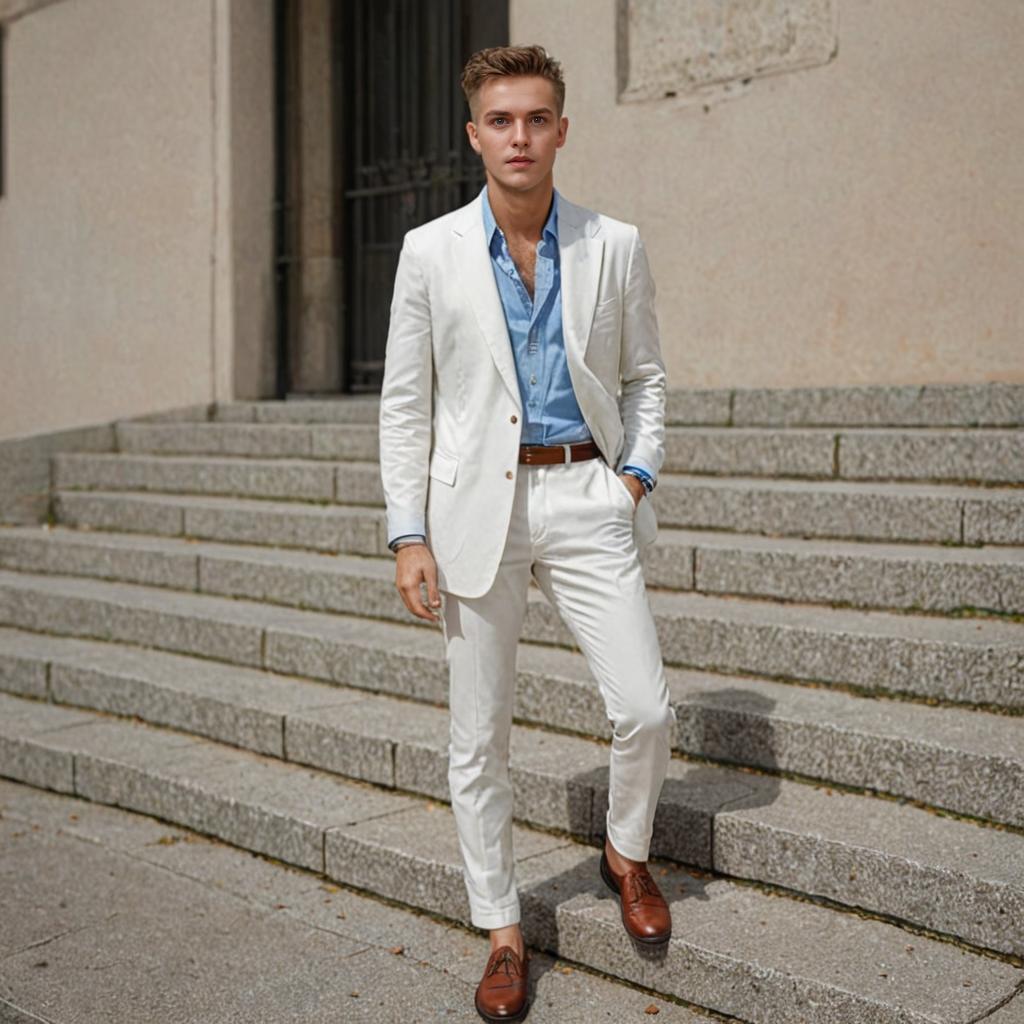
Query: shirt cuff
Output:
[[388, 533, 427, 553], [621, 464, 656, 494]]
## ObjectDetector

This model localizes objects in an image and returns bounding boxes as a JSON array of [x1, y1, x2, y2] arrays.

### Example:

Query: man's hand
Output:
[[619, 473, 645, 508], [395, 543, 442, 623]]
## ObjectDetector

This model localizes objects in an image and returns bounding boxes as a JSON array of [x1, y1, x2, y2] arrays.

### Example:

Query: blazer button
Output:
[[510, 415, 518, 423], [506, 470, 513, 479]]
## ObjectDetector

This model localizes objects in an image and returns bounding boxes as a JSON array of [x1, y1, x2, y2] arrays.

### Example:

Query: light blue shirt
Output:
[[480, 184, 592, 446], [387, 185, 655, 551]]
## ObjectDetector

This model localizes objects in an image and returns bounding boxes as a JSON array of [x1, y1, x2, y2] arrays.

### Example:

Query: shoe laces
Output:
[[626, 869, 661, 905], [487, 947, 521, 978]]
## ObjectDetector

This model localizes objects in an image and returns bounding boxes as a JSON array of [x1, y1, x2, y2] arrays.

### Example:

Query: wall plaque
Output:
[[617, 0, 838, 105]]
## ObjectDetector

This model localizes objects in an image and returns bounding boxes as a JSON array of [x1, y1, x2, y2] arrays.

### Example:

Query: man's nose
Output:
[[512, 119, 530, 146]]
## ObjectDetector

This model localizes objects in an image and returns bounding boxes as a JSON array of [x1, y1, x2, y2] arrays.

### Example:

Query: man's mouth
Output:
[[507, 157, 534, 164]]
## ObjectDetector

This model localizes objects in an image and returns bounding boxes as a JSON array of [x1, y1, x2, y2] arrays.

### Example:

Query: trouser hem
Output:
[[605, 812, 652, 862], [469, 901, 522, 930]]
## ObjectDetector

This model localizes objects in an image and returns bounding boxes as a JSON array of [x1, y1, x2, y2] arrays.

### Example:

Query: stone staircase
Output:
[[1, 384, 1022, 1023]]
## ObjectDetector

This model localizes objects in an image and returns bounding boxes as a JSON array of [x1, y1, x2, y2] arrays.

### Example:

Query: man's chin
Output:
[[487, 167, 551, 191]]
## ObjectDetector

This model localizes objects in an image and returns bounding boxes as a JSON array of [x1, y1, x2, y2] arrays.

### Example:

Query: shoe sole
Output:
[[474, 988, 530, 1023], [600, 849, 672, 945]]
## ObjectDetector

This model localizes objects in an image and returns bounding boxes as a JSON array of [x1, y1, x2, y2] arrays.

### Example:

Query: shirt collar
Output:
[[480, 183, 559, 256]]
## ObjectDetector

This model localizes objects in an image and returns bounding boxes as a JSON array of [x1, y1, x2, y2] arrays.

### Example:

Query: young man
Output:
[[379, 44, 676, 1022]]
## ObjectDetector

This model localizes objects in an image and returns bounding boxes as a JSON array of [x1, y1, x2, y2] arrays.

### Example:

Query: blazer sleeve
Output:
[[616, 225, 667, 479], [378, 232, 434, 546]]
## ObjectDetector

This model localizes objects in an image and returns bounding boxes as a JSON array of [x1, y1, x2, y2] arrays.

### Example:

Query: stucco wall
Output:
[[0, 0, 274, 442], [511, 0, 1024, 390]]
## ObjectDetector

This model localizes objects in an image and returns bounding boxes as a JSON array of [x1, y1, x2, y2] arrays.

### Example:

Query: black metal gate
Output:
[[339, 0, 507, 392]]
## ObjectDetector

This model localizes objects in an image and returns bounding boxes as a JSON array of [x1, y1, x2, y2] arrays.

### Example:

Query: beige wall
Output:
[[0, 0, 274, 442], [2, 0, 1019, 442], [513, 0, 1024, 390]]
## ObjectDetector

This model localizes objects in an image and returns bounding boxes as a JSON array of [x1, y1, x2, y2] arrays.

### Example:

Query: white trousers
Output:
[[439, 454, 677, 930]]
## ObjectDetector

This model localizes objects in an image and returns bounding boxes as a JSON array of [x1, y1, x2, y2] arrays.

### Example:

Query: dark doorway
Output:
[[338, 0, 508, 393]]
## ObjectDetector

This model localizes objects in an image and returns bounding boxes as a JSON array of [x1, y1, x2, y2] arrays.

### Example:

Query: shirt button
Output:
[[511, 415, 518, 423], [506, 470, 513, 480], [530, 375, 537, 385]]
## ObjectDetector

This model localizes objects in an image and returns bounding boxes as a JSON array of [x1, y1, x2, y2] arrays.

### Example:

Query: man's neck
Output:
[[486, 173, 554, 243]]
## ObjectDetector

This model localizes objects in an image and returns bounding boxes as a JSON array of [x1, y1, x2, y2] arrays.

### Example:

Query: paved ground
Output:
[[0, 779, 711, 1024]]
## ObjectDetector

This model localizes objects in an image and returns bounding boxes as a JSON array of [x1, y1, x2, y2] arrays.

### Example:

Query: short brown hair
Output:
[[460, 45, 566, 122]]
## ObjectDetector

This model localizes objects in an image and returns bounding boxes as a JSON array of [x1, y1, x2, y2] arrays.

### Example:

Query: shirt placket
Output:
[[499, 234, 544, 436], [520, 266, 540, 428], [530, 242, 554, 441]]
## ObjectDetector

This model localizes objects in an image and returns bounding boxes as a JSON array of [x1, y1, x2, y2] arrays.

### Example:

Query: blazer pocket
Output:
[[591, 295, 620, 329], [428, 447, 459, 486]]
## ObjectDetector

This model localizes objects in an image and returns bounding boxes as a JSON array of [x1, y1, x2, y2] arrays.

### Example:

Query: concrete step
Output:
[[210, 383, 1024, 428], [109, 422, 1024, 485], [836, 428, 1024, 485], [51, 489, 388, 556], [115, 421, 381, 461], [1, 780, 720, 1024], [653, 474, 1024, 545], [213, 396, 384, 424], [18, 506, 1024, 616], [650, 528, 1024, 614], [55, 451, 344, 501], [727, 383, 1024, 428], [662, 427, 1024, 484], [0, 635, 1019, 956], [2, 554, 1022, 710], [52, 453, 1024, 545], [1, 691, 1020, 1023], [0, 556, 1020, 826], [636, 589, 1024, 710]]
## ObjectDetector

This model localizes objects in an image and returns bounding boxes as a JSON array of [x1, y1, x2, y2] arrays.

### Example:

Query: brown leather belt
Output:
[[518, 440, 602, 465]]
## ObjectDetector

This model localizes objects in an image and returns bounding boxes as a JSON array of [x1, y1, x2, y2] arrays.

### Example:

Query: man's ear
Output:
[[556, 116, 569, 149], [465, 119, 481, 156]]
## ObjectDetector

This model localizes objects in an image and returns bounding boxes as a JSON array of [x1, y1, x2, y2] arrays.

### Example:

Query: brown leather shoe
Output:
[[474, 944, 530, 1022], [600, 847, 672, 944]]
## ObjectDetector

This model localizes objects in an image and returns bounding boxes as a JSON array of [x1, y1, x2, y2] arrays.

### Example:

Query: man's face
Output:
[[466, 75, 568, 194]]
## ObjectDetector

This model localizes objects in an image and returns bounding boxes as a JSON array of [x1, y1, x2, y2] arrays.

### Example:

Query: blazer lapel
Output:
[[452, 195, 522, 410], [557, 195, 605, 369]]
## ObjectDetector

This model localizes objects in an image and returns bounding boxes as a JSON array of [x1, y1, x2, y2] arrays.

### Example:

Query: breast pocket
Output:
[[590, 296, 621, 335], [428, 447, 459, 486]]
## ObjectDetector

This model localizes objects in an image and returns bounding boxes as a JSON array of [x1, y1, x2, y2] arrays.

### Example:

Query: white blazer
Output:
[[378, 188, 666, 599]]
